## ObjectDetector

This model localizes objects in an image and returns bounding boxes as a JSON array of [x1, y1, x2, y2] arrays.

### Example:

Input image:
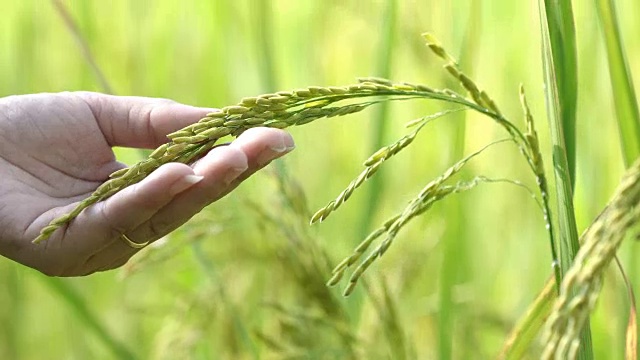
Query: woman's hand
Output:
[[0, 92, 294, 276]]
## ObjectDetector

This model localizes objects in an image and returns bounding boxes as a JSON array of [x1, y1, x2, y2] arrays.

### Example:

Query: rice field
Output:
[[1, 1, 640, 358]]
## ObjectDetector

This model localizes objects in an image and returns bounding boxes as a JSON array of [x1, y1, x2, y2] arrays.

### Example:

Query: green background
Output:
[[1, 0, 639, 358]]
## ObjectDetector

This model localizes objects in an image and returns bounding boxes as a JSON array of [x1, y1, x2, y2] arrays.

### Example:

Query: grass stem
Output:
[[38, 277, 136, 360], [539, 0, 593, 358], [359, 0, 398, 236]]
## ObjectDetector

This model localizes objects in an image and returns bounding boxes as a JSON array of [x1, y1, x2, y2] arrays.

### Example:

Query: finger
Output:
[[97, 254, 131, 273], [80, 144, 252, 271], [81, 128, 294, 273], [95, 162, 203, 234], [87, 250, 134, 275], [65, 162, 201, 256], [75, 92, 215, 148], [59, 162, 204, 274], [127, 128, 295, 241]]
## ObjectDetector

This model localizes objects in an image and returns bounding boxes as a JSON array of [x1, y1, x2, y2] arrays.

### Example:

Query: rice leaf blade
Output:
[[595, 0, 640, 166], [541, 0, 578, 187], [498, 276, 556, 360], [596, 0, 640, 350], [538, 1, 593, 358]]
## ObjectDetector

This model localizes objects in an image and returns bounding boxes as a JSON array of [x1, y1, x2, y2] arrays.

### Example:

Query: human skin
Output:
[[0, 92, 294, 276]]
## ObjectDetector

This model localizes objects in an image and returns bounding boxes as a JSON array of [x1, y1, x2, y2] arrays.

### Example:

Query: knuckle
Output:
[[147, 217, 171, 240]]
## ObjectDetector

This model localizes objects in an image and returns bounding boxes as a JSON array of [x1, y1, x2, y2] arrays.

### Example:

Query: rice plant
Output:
[[32, 31, 566, 355], [6, 1, 640, 358]]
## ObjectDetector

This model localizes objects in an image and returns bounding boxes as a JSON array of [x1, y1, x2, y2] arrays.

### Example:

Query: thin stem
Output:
[[360, 0, 398, 237], [38, 277, 136, 360], [50, 0, 114, 94]]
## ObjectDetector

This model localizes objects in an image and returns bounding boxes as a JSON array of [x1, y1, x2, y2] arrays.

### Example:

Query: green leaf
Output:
[[499, 277, 555, 360], [541, 0, 578, 188], [595, 0, 640, 166], [539, 0, 593, 358]]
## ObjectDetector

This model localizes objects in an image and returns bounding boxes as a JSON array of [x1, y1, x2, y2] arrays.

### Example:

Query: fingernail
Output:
[[223, 166, 248, 184], [283, 134, 296, 151], [257, 135, 296, 166], [271, 134, 296, 152], [170, 175, 203, 195]]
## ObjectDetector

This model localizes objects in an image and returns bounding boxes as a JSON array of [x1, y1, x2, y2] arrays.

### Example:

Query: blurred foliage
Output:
[[1, 0, 639, 359]]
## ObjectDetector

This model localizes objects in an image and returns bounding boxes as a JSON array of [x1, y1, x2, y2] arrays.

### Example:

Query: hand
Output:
[[0, 92, 295, 276]]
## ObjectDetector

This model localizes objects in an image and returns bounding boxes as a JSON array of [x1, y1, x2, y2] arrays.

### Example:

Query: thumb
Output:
[[75, 92, 215, 149]]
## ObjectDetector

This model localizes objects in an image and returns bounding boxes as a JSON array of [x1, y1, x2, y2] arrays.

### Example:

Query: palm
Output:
[[1, 94, 122, 235]]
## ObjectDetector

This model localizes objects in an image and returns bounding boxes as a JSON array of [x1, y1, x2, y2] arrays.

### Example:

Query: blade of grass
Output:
[[50, 0, 114, 94], [363, 278, 409, 359], [191, 242, 260, 360], [538, 0, 593, 358], [498, 276, 555, 360], [595, 0, 640, 166], [438, 2, 481, 359], [540, 0, 578, 187], [595, 1, 640, 354], [359, 0, 397, 235], [37, 277, 136, 360]]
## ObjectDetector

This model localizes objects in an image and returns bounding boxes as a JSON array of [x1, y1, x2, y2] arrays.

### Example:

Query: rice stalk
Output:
[[520, 85, 559, 285], [328, 158, 540, 297], [424, 35, 557, 277], [35, 34, 556, 305], [422, 33, 500, 115], [35, 35, 559, 308], [249, 170, 359, 358], [310, 109, 464, 224], [500, 219, 636, 358], [331, 176, 538, 297], [34, 75, 528, 243], [375, 278, 413, 359], [542, 159, 640, 359]]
